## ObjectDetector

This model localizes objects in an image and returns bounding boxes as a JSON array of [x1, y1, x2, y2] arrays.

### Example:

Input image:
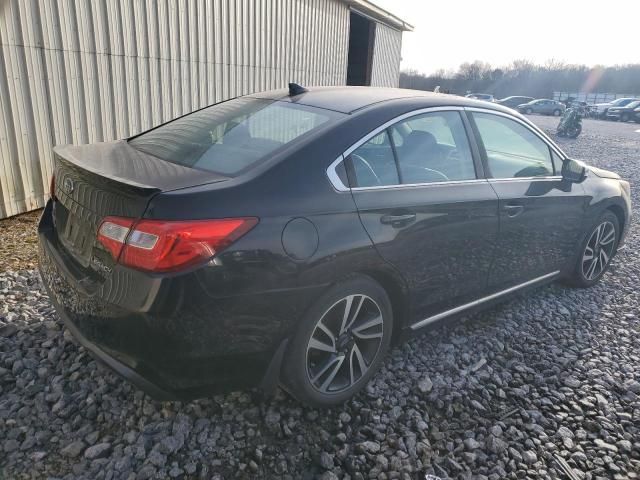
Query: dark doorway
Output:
[[347, 12, 375, 86]]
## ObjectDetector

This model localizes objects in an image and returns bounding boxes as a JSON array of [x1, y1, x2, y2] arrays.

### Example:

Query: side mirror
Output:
[[561, 158, 587, 183]]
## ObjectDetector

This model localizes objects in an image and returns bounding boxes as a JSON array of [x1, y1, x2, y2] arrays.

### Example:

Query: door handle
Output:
[[380, 213, 416, 227], [503, 204, 525, 218]]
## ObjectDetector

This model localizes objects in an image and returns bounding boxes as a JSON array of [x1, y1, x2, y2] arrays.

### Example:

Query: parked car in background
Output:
[[39, 86, 631, 406], [606, 100, 640, 122], [592, 98, 640, 119], [465, 93, 495, 102], [496, 96, 534, 109], [517, 99, 566, 116]]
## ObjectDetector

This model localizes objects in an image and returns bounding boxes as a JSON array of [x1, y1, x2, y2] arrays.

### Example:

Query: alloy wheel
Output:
[[582, 221, 616, 281], [306, 294, 384, 394]]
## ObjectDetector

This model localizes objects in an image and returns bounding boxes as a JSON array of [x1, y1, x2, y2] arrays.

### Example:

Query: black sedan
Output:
[[39, 86, 632, 407], [607, 100, 640, 122]]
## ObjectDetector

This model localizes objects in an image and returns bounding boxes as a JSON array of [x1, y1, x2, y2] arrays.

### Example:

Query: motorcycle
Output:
[[556, 106, 583, 138]]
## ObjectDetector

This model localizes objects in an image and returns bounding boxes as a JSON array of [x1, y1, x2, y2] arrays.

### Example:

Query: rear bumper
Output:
[[42, 283, 177, 400], [38, 200, 324, 399]]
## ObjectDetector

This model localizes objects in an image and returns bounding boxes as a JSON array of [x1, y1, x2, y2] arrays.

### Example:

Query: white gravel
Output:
[[1, 118, 639, 479]]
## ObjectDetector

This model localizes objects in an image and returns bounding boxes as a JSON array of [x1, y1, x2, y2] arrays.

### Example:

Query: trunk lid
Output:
[[52, 141, 226, 271]]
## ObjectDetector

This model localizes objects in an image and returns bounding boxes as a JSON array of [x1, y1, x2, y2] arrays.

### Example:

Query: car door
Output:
[[537, 100, 548, 114], [530, 101, 541, 113], [467, 109, 587, 290], [340, 108, 500, 323]]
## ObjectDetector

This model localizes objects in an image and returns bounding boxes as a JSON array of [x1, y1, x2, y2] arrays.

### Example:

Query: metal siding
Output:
[[370, 21, 402, 88], [0, 0, 408, 219]]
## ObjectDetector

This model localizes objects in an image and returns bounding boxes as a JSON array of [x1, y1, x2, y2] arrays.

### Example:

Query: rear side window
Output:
[[391, 111, 476, 184], [129, 98, 341, 176], [346, 111, 476, 187], [347, 131, 399, 188], [472, 112, 554, 178]]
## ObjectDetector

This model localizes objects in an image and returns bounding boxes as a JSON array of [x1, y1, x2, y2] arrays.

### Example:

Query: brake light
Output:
[[97, 217, 258, 273]]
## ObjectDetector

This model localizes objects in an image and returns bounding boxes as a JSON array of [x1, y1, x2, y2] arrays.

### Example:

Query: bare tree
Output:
[[399, 61, 640, 99]]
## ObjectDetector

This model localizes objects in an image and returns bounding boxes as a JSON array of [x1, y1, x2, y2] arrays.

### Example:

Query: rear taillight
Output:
[[97, 217, 258, 273]]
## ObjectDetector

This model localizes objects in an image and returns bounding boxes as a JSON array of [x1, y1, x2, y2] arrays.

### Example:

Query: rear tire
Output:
[[525, 108, 533, 115], [565, 211, 619, 288], [281, 276, 393, 407], [567, 124, 582, 138], [553, 109, 562, 116]]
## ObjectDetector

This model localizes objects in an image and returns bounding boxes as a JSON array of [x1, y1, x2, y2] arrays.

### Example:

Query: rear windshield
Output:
[[129, 98, 341, 176]]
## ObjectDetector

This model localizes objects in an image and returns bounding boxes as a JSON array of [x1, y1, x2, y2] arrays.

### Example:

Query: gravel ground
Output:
[[0, 209, 41, 271], [1, 119, 639, 480]]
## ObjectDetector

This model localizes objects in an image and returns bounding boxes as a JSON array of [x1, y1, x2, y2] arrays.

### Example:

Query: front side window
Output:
[[130, 98, 342, 176], [472, 112, 555, 178], [390, 111, 477, 184]]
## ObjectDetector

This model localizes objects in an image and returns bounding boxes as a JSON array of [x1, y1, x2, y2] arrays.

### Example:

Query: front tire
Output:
[[525, 108, 533, 115], [281, 276, 393, 407], [553, 109, 562, 116], [566, 211, 619, 288]]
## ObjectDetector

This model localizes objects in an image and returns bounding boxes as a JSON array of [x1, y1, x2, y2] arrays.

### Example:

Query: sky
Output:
[[373, 0, 640, 75]]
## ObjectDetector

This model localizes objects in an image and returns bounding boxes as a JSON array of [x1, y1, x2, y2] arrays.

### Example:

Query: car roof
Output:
[[247, 86, 509, 115]]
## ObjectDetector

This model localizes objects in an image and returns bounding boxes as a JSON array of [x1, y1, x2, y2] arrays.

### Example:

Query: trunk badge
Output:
[[63, 178, 74, 193]]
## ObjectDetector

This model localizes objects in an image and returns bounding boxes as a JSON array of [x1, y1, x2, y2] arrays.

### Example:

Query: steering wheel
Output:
[[402, 164, 450, 183], [351, 154, 382, 186], [423, 167, 450, 182], [445, 148, 461, 166]]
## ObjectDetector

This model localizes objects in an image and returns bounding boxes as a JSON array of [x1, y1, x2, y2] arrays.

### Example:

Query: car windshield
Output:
[[626, 101, 640, 109], [611, 98, 633, 106], [129, 98, 342, 176]]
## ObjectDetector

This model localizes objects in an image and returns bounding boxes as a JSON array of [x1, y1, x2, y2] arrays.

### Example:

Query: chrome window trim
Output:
[[325, 105, 569, 192], [489, 175, 563, 182], [344, 178, 489, 192], [410, 270, 561, 331], [326, 155, 350, 192]]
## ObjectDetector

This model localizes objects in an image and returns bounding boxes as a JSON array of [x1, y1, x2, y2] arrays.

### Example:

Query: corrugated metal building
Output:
[[0, 0, 411, 219]]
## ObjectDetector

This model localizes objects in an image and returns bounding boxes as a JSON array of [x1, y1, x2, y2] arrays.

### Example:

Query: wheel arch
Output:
[[357, 268, 410, 345], [606, 204, 626, 245]]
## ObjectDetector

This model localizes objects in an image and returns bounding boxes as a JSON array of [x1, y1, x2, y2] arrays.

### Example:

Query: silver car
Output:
[[593, 97, 639, 119], [517, 99, 566, 116]]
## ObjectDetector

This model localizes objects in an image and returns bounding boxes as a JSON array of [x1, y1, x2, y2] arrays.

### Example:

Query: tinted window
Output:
[[347, 131, 399, 188], [473, 113, 554, 178], [129, 98, 341, 176], [391, 111, 476, 184]]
